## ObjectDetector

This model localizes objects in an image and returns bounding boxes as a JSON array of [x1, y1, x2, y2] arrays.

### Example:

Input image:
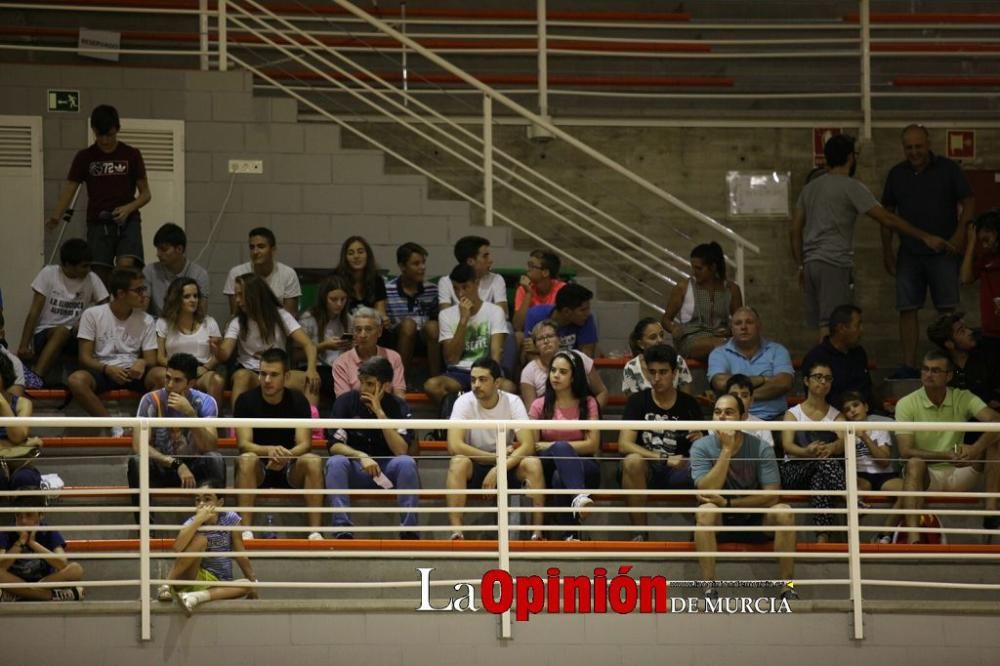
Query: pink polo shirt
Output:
[[331, 346, 406, 397]]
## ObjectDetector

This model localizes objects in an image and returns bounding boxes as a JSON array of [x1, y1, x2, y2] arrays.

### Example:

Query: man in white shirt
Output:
[[17, 238, 109, 382], [437, 236, 509, 316], [222, 227, 301, 316], [424, 264, 513, 405], [446, 358, 544, 540], [67, 267, 159, 434]]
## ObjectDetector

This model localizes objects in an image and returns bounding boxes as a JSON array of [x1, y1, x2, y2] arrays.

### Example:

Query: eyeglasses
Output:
[[534, 334, 558, 343], [920, 366, 949, 375], [807, 374, 834, 383], [128, 286, 149, 295], [526, 262, 544, 271]]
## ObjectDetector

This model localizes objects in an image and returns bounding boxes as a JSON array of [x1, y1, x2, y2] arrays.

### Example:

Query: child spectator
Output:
[[298, 275, 353, 402], [165, 483, 256, 615], [16, 238, 108, 383], [961, 211, 1000, 343], [0, 495, 84, 601], [156, 278, 224, 409], [334, 236, 387, 318]]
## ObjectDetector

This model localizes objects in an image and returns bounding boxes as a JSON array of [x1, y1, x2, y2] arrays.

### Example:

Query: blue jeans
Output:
[[324, 455, 420, 528], [538, 441, 600, 527]]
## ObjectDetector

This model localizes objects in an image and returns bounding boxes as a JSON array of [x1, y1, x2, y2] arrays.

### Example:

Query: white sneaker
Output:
[[156, 584, 172, 602], [172, 590, 197, 617], [572, 493, 594, 521], [307, 531, 324, 541], [110, 426, 125, 439], [241, 530, 254, 541]]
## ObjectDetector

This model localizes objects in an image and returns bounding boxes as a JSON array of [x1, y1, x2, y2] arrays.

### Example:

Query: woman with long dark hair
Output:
[[334, 236, 387, 318], [156, 277, 224, 407], [298, 275, 353, 403], [661, 241, 743, 361], [216, 273, 319, 410], [528, 350, 601, 540]]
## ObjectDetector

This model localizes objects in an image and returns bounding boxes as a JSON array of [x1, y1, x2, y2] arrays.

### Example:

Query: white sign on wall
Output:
[[78, 28, 121, 63], [726, 171, 791, 218]]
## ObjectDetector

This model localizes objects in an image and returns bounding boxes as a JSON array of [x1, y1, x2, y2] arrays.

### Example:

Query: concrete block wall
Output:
[[0, 64, 502, 327]]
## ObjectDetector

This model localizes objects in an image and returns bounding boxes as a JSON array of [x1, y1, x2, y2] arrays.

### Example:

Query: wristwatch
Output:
[[169, 458, 183, 471]]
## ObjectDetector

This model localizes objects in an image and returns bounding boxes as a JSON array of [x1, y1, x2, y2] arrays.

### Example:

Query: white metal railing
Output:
[[2, 415, 999, 642]]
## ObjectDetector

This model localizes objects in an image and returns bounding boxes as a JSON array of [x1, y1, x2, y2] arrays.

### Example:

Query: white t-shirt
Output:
[[156, 316, 221, 365], [856, 427, 893, 474], [298, 310, 347, 366], [222, 262, 302, 301], [78, 304, 157, 368], [438, 272, 507, 308], [744, 415, 775, 448], [223, 309, 301, 371], [438, 302, 508, 370], [519, 350, 595, 397], [30, 265, 109, 331], [450, 390, 528, 452]]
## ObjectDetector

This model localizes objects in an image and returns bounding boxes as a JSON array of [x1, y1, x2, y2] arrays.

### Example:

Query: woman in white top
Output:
[[156, 277, 224, 407], [621, 317, 693, 395], [528, 351, 601, 540], [780, 360, 847, 543], [216, 273, 320, 411], [519, 319, 608, 410], [297, 275, 353, 404]]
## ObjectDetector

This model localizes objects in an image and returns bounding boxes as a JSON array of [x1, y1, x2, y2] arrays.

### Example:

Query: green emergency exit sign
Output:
[[47, 90, 80, 112]]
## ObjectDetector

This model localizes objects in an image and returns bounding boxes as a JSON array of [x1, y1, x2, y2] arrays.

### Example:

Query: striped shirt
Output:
[[384, 277, 439, 329]]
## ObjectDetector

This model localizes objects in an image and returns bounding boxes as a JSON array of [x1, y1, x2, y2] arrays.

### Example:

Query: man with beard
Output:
[[790, 134, 952, 336]]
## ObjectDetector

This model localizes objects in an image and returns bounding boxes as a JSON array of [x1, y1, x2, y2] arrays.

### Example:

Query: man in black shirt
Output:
[[619, 344, 705, 541], [324, 356, 420, 539], [801, 304, 873, 410], [234, 348, 324, 541]]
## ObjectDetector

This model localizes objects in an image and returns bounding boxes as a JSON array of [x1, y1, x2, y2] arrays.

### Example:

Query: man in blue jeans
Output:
[[324, 356, 420, 539]]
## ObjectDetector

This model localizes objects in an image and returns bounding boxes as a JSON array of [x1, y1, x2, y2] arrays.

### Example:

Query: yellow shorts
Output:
[[179, 568, 219, 593]]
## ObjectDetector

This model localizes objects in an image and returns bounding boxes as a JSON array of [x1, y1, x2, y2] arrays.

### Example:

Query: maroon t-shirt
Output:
[[67, 141, 146, 224]]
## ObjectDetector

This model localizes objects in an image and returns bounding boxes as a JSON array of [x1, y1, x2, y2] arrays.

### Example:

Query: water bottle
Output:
[[264, 513, 278, 539]]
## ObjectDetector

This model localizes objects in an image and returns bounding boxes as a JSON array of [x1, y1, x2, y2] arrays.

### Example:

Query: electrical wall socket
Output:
[[228, 159, 263, 174]]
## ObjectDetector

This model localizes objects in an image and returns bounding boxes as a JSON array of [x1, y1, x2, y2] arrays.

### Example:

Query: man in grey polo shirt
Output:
[[143, 223, 209, 316], [791, 134, 952, 336]]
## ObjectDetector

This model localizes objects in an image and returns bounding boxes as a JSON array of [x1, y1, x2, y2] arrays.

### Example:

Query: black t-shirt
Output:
[[327, 390, 413, 458], [801, 337, 872, 410], [234, 387, 311, 448], [622, 389, 704, 457]]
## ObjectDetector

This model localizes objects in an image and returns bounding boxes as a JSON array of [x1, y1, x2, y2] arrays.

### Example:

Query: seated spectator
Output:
[[130, 352, 224, 512], [723, 374, 775, 448], [446, 359, 544, 540], [662, 242, 743, 362], [0, 496, 84, 602], [17, 238, 108, 383], [166, 483, 256, 615], [621, 317, 693, 395], [692, 394, 796, 600], [527, 351, 601, 540], [324, 356, 420, 539], [223, 227, 301, 316], [520, 319, 607, 410], [0, 354, 41, 492], [334, 235, 387, 318], [779, 360, 847, 543], [143, 223, 209, 317], [523, 283, 598, 358], [217, 273, 319, 410], [619, 344, 704, 542], [332, 307, 405, 398], [234, 348, 324, 541], [895, 350, 1000, 541], [438, 235, 509, 316], [801, 304, 873, 410], [67, 268, 159, 436], [840, 390, 901, 544], [708, 306, 794, 421], [425, 264, 512, 404], [298, 275, 352, 402], [927, 312, 1000, 409], [156, 278, 224, 409], [961, 211, 1000, 344], [512, 250, 565, 335], [0, 331, 28, 397], [384, 243, 441, 384]]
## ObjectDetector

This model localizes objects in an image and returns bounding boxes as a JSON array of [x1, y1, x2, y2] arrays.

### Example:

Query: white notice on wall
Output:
[[78, 28, 121, 63], [726, 171, 791, 218]]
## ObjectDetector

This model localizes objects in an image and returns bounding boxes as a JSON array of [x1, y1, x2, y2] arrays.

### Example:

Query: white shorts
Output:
[[927, 465, 980, 492]]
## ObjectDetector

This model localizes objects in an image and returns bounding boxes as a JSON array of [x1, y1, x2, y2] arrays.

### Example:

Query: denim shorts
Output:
[[895, 251, 960, 311]]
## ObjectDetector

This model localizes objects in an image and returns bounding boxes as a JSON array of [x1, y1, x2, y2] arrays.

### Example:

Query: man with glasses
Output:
[[791, 134, 952, 336], [512, 250, 565, 335], [881, 124, 974, 378], [67, 267, 159, 436], [895, 350, 1000, 540]]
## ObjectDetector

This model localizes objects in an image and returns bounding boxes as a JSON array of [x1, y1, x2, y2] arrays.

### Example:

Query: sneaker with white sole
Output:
[[571, 493, 594, 522], [51, 586, 85, 601], [171, 589, 196, 617], [110, 426, 125, 439], [157, 584, 172, 602], [241, 530, 254, 541], [0, 590, 18, 602], [307, 531, 324, 541]]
